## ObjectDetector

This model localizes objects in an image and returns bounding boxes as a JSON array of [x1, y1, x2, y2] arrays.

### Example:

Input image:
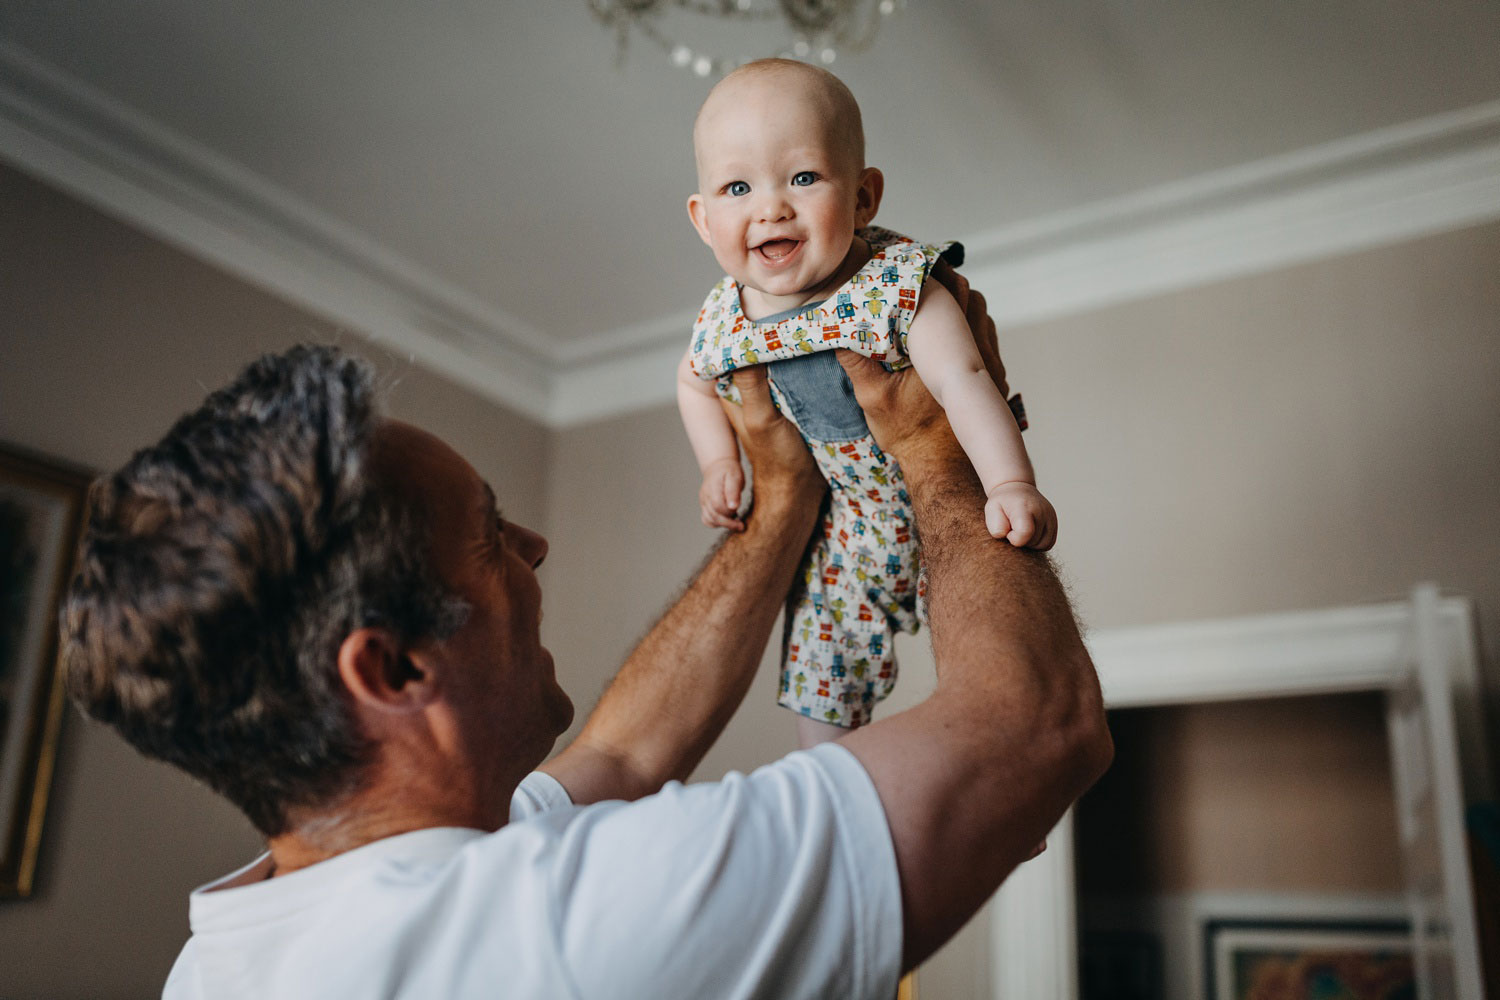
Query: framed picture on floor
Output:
[[0, 443, 91, 896], [1204, 918, 1414, 1000]]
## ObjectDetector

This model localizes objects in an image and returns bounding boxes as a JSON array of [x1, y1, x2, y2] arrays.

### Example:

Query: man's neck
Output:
[[264, 772, 515, 879]]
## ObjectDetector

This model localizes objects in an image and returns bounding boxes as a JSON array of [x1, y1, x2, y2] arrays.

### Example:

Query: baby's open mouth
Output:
[[754, 239, 801, 262]]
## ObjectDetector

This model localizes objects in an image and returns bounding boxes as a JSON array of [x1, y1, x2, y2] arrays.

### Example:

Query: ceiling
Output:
[[3, 2, 1500, 423]]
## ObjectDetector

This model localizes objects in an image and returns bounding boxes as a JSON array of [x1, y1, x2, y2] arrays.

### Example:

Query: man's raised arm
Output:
[[541, 366, 825, 805], [835, 347, 1113, 971]]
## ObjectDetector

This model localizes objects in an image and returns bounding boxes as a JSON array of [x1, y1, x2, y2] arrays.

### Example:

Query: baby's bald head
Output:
[[693, 59, 866, 179]]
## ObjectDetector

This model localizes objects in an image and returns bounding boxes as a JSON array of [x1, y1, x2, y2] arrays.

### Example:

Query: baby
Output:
[[676, 58, 1057, 746]]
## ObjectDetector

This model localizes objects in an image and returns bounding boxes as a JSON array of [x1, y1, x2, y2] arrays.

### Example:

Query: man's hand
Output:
[[835, 259, 1009, 473], [721, 365, 824, 517], [835, 350, 966, 478]]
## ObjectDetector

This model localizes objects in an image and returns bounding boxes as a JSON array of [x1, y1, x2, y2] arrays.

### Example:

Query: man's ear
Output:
[[336, 627, 437, 714], [687, 193, 713, 246], [854, 167, 884, 228]]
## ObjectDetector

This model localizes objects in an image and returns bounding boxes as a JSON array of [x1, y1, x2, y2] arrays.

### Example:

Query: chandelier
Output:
[[587, 0, 907, 78]]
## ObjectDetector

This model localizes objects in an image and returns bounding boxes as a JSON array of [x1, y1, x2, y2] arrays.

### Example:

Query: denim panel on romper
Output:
[[767, 352, 872, 442]]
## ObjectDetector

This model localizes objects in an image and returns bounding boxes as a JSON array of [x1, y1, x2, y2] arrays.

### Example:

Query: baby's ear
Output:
[[854, 167, 884, 227], [687, 194, 713, 245]]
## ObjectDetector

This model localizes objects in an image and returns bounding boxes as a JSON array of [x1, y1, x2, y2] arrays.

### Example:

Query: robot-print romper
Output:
[[688, 227, 1023, 727]]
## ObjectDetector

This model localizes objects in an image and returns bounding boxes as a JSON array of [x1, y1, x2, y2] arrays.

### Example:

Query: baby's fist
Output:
[[699, 457, 746, 532], [985, 481, 1057, 550]]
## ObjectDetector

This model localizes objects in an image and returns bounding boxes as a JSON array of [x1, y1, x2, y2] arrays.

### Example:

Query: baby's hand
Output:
[[699, 457, 746, 532], [985, 481, 1057, 550]]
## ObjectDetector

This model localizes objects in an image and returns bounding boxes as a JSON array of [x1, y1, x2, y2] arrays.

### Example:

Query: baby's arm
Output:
[[906, 280, 1058, 550], [677, 348, 746, 531]]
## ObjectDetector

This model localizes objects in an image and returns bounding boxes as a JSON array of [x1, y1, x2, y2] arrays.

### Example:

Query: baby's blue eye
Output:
[[727, 181, 750, 196], [792, 171, 817, 186]]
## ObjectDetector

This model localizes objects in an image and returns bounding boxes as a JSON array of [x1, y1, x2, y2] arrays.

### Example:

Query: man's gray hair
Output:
[[61, 345, 467, 835]]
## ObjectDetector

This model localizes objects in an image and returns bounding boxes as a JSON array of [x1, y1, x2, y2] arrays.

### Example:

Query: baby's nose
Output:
[[755, 191, 793, 223]]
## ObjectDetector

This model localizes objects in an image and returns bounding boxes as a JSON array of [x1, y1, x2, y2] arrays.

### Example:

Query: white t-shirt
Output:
[[163, 744, 902, 999]]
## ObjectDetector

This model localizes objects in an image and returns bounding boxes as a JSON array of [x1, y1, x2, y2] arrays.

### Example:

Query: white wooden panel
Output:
[[991, 810, 1077, 1000]]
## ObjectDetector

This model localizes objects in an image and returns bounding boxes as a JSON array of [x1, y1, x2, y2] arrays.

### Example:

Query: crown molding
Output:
[[0, 43, 558, 423], [959, 99, 1500, 330], [3, 42, 1499, 428], [1086, 594, 1462, 708]]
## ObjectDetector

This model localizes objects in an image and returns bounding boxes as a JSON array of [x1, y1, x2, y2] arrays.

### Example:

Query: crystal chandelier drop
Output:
[[587, 0, 907, 78]]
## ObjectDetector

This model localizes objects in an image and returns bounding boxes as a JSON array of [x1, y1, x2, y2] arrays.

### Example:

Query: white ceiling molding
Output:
[[1086, 592, 1481, 713], [3, 42, 1499, 429], [0, 43, 558, 423], [959, 99, 1500, 331]]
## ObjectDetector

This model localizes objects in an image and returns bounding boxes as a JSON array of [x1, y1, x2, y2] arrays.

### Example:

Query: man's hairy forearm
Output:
[[841, 417, 1110, 969], [905, 449, 1073, 675], [902, 440, 1103, 779], [545, 487, 820, 804]]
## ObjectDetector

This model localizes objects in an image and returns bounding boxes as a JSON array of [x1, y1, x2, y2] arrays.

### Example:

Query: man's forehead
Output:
[[373, 420, 482, 506]]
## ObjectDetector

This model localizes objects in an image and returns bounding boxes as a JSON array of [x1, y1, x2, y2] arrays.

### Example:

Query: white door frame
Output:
[[988, 585, 1490, 1000]]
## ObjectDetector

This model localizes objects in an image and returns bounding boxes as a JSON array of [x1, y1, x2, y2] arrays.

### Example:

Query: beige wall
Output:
[[1013, 218, 1500, 784], [1015, 225, 1500, 645], [0, 164, 552, 999], [1077, 695, 1401, 896]]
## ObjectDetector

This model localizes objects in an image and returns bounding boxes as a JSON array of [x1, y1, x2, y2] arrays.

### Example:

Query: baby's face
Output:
[[688, 75, 880, 313]]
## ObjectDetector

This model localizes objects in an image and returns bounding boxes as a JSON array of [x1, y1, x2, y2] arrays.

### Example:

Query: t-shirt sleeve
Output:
[[546, 743, 903, 1000], [510, 769, 574, 821], [161, 939, 204, 1000]]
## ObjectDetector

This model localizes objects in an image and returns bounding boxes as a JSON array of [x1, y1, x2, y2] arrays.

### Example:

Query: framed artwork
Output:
[[0, 443, 91, 896], [1204, 919, 1414, 1000]]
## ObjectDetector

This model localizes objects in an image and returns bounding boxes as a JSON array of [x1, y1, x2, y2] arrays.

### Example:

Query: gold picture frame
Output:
[[0, 443, 90, 897], [1204, 919, 1413, 1000]]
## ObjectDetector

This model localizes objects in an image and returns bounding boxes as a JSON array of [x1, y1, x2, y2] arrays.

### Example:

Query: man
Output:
[[61, 270, 1110, 998]]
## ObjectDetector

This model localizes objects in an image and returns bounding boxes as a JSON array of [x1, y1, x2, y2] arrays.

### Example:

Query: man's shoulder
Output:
[[546, 744, 893, 863], [514, 744, 893, 877], [522, 744, 902, 1000], [162, 937, 202, 1000]]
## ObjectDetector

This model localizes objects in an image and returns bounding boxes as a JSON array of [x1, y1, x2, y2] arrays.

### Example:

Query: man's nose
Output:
[[511, 523, 548, 569]]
